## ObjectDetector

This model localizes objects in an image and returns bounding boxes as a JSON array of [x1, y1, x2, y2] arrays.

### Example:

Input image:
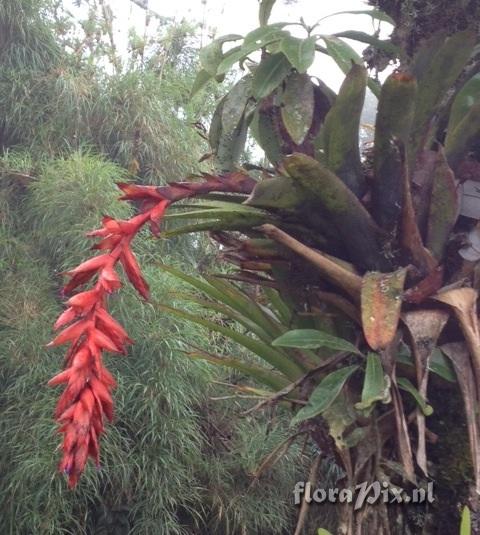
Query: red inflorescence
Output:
[[48, 184, 169, 487]]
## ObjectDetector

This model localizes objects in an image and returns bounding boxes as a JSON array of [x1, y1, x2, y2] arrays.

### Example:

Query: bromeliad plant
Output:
[[49, 1, 480, 532]]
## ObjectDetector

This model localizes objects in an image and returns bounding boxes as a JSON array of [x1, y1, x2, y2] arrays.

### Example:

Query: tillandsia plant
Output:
[[48, 0, 480, 532]]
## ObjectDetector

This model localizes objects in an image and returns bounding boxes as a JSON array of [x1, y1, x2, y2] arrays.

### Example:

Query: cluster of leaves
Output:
[[98, 1, 480, 532]]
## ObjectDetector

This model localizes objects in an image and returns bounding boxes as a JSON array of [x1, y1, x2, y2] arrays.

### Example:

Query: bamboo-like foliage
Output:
[[0, 1, 305, 533]]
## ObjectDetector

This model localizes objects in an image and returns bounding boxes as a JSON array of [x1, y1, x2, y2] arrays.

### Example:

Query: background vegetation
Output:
[[0, 1, 305, 533]]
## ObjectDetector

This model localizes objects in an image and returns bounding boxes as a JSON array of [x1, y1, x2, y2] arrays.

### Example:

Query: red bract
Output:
[[48, 184, 170, 487]]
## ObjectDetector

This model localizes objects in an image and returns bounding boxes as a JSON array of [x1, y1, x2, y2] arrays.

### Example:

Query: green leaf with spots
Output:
[[280, 73, 315, 144]]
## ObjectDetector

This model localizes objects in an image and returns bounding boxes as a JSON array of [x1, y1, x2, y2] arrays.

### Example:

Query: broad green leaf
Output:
[[397, 377, 433, 416], [280, 73, 315, 144], [461, 506, 471, 535], [200, 34, 243, 76], [272, 328, 361, 355], [361, 268, 407, 351], [334, 31, 399, 56], [186, 350, 288, 390], [259, 0, 276, 26], [243, 23, 289, 48], [321, 35, 381, 98], [252, 53, 292, 99], [280, 35, 316, 73], [190, 68, 212, 98], [291, 365, 359, 425], [322, 9, 394, 25], [355, 353, 390, 410], [159, 304, 305, 380], [216, 26, 290, 75], [319, 63, 367, 196]]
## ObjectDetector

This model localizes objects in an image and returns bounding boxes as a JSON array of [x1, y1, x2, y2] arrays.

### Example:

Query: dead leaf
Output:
[[361, 268, 407, 351], [402, 309, 449, 475]]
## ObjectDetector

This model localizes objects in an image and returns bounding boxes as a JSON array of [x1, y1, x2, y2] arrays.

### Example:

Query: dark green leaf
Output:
[[291, 365, 359, 425], [397, 377, 433, 416], [319, 63, 367, 195], [252, 53, 292, 99], [249, 108, 283, 164], [410, 30, 476, 158]]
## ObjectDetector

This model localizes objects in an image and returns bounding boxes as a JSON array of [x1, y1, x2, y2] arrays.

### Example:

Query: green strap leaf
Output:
[[280, 35, 316, 74], [319, 62, 367, 196], [371, 72, 416, 230], [355, 353, 390, 410], [272, 328, 362, 355], [410, 29, 476, 159], [321, 9, 394, 25], [158, 304, 305, 380], [185, 350, 288, 390], [291, 365, 359, 425], [252, 52, 292, 99], [334, 31, 399, 56]]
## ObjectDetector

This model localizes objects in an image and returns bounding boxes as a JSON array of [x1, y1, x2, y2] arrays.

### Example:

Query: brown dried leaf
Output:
[[361, 268, 407, 351], [402, 309, 449, 475]]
